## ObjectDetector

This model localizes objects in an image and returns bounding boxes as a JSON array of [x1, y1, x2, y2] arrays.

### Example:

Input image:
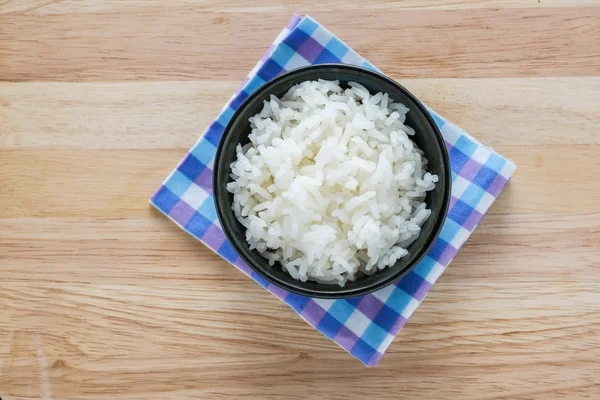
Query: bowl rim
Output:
[[213, 63, 452, 298]]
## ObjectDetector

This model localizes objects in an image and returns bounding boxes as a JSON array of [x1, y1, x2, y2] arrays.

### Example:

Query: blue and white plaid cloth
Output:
[[151, 15, 516, 366]]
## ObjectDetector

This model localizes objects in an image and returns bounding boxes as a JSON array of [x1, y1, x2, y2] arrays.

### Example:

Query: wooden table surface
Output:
[[1, 1, 600, 399]]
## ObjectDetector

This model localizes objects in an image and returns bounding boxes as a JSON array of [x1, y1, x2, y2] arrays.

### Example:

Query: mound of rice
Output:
[[226, 79, 438, 286]]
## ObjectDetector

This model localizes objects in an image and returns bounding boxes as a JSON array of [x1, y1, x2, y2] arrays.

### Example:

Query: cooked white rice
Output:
[[227, 79, 438, 286]]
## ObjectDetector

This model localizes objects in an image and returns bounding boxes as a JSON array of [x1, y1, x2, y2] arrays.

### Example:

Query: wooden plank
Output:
[[0, 81, 233, 149], [1, 8, 599, 81], [1, 146, 598, 218], [2, 0, 599, 15], [0, 149, 183, 218], [0, 212, 598, 284], [2, 78, 599, 150]]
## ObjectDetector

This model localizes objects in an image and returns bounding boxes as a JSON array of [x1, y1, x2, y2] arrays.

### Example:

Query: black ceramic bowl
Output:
[[214, 64, 451, 298]]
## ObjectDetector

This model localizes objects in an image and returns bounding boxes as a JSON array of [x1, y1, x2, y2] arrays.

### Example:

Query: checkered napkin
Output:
[[150, 15, 516, 366]]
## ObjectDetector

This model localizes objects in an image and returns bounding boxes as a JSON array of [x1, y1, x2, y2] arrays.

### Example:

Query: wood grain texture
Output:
[[1, 1, 600, 399], [2, 7, 600, 81], [2, 78, 600, 149], [3, 0, 600, 15]]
